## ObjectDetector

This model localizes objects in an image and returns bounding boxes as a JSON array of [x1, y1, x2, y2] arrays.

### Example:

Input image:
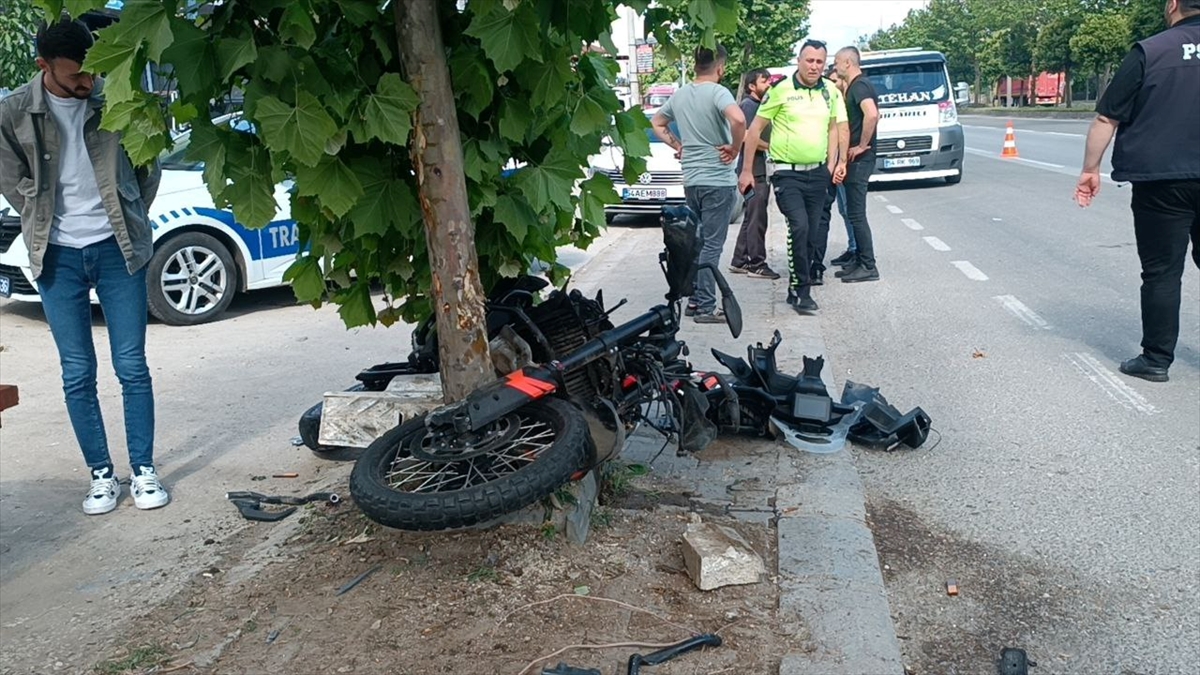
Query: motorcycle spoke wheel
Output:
[[349, 397, 591, 531], [386, 416, 558, 493]]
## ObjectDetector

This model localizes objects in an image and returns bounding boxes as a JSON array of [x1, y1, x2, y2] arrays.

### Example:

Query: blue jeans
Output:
[[685, 185, 738, 313], [37, 237, 155, 473]]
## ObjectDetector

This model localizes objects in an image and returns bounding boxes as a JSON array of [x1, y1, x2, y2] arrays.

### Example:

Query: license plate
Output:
[[883, 156, 921, 169], [0, 274, 10, 298], [622, 187, 667, 200]]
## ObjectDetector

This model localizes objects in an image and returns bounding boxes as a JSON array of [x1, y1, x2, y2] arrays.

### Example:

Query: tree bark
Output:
[[394, 0, 494, 403]]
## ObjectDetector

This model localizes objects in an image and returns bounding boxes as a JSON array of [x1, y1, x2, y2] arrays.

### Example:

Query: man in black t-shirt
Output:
[[832, 46, 881, 282]]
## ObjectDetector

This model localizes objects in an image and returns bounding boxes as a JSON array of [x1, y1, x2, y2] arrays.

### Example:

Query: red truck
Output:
[[993, 72, 1065, 106]]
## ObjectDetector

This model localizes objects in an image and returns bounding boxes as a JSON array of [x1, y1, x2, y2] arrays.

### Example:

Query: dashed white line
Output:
[[886, 204, 903, 214], [950, 260, 989, 281], [1063, 352, 1159, 415], [993, 294, 1051, 330], [922, 236, 951, 251], [874, 195, 889, 203], [901, 218, 924, 231]]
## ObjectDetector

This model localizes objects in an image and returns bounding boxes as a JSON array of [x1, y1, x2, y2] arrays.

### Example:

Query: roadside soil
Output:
[[87, 469, 792, 675]]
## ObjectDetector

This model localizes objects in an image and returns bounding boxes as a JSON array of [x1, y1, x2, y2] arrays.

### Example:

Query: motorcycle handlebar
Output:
[[555, 305, 676, 373]]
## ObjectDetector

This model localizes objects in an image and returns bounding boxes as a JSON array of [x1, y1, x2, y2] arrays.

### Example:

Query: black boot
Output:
[[1119, 355, 1169, 382], [830, 249, 856, 266], [793, 288, 818, 313]]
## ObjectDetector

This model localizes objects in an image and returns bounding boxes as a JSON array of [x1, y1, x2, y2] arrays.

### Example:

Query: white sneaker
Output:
[[83, 467, 121, 515], [130, 466, 170, 510]]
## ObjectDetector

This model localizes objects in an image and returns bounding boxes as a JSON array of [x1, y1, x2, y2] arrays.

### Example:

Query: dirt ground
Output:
[[88, 471, 795, 675]]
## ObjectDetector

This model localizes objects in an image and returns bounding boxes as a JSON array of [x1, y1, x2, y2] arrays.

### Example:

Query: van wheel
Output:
[[147, 232, 238, 325]]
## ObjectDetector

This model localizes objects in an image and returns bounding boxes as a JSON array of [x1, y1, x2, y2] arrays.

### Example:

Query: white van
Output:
[[767, 48, 966, 185]]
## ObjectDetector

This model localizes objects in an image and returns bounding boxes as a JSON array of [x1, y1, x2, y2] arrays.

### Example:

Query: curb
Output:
[[962, 107, 1095, 120]]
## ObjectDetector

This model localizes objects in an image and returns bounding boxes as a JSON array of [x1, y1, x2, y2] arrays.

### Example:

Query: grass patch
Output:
[[598, 462, 648, 501], [93, 644, 171, 675], [467, 566, 499, 583], [590, 506, 614, 529]]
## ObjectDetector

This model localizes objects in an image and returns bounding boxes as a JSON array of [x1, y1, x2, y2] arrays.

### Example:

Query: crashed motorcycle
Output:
[[345, 207, 744, 531]]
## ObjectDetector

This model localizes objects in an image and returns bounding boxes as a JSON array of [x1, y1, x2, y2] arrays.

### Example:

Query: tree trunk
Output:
[[974, 67, 982, 106], [1063, 65, 1073, 108], [394, 0, 494, 403]]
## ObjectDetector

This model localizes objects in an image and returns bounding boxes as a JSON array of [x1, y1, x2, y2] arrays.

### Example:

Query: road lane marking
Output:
[[886, 205, 903, 214], [965, 148, 1064, 168], [1063, 352, 1159, 415], [993, 294, 1051, 330], [901, 218, 924, 231], [874, 195, 889, 203], [923, 236, 951, 251], [950, 260, 989, 281], [962, 124, 1084, 138]]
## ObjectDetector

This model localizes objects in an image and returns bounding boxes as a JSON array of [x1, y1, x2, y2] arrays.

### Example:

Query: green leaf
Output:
[[64, 0, 104, 16], [162, 18, 216, 98], [358, 73, 419, 146], [493, 194, 538, 244], [449, 48, 494, 118], [339, 0, 379, 27], [169, 100, 200, 126], [121, 127, 167, 166], [295, 156, 364, 219], [347, 159, 419, 238], [279, 3, 317, 50], [283, 256, 326, 302], [81, 37, 138, 77], [579, 173, 619, 226], [614, 110, 652, 160], [465, 4, 542, 73], [250, 45, 294, 84], [499, 98, 533, 143], [100, 56, 139, 105], [514, 152, 580, 212], [119, 0, 174, 61], [337, 283, 376, 328], [570, 92, 609, 136], [522, 56, 572, 108], [216, 36, 258, 81], [254, 91, 338, 167], [224, 175, 279, 230]]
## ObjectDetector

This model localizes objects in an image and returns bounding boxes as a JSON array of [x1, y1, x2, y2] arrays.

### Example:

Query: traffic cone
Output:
[[1001, 121, 1019, 158]]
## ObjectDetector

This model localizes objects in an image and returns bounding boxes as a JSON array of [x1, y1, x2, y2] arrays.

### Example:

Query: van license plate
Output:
[[0, 275, 11, 298], [623, 188, 667, 200], [883, 157, 921, 169]]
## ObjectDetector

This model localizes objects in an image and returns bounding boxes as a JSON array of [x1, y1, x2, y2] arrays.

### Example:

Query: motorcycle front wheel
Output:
[[349, 397, 591, 530]]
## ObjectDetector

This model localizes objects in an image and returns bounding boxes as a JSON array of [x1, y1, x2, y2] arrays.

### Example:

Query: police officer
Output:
[[739, 40, 848, 313], [1074, 0, 1200, 383]]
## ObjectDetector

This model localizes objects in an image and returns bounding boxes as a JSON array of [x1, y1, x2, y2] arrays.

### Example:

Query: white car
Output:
[[588, 112, 746, 224], [0, 124, 299, 325], [589, 113, 686, 220]]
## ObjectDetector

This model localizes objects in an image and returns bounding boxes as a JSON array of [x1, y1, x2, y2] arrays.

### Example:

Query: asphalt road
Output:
[[818, 121, 1200, 672]]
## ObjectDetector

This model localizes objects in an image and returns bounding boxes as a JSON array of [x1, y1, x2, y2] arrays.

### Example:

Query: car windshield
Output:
[[865, 61, 949, 107]]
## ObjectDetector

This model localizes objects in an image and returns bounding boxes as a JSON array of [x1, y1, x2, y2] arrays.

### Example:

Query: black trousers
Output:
[[812, 181, 837, 274], [773, 166, 832, 291], [843, 156, 876, 268], [731, 175, 770, 268], [1130, 179, 1200, 368]]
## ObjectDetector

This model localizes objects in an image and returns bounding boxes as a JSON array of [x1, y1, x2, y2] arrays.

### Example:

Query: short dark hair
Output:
[[1181, 0, 1200, 15], [744, 68, 770, 91], [694, 45, 728, 75], [836, 46, 861, 66], [800, 39, 827, 55], [36, 17, 94, 64]]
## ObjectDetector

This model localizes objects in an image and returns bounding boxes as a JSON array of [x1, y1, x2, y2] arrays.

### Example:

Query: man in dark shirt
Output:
[[831, 46, 881, 283], [730, 68, 779, 280], [1075, 0, 1200, 383]]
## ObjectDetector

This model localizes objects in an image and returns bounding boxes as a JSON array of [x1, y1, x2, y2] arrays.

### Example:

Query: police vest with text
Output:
[[1111, 19, 1200, 182]]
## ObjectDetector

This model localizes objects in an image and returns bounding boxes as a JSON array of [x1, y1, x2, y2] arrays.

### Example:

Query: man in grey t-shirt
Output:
[[651, 45, 746, 324]]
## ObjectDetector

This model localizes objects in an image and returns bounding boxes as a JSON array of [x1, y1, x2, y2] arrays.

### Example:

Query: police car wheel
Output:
[[147, 232, 238, 326], [349, 397, 590, 531]]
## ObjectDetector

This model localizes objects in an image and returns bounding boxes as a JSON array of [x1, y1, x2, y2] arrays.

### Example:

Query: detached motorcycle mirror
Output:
[[697, 263, 743, 339]]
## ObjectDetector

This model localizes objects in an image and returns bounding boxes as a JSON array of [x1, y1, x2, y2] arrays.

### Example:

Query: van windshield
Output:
[[864, 61, 949, 107]]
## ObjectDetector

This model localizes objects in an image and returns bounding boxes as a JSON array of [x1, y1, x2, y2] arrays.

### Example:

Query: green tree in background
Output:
[[1071, 12, 1132, 97], [33, 0, 736, 399], [1034, 14, 1079, 106], [0, 0, 40, 91], [647, 0, 810, 93]]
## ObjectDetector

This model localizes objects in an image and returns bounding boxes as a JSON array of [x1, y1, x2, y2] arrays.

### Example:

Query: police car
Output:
[[0, 121, 300, 326]]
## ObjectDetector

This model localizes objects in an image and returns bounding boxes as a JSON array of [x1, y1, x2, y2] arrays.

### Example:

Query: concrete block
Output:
[[681, 522, 766, 591], [317, 373, 443, 448], [564, 471, 598, 545]]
